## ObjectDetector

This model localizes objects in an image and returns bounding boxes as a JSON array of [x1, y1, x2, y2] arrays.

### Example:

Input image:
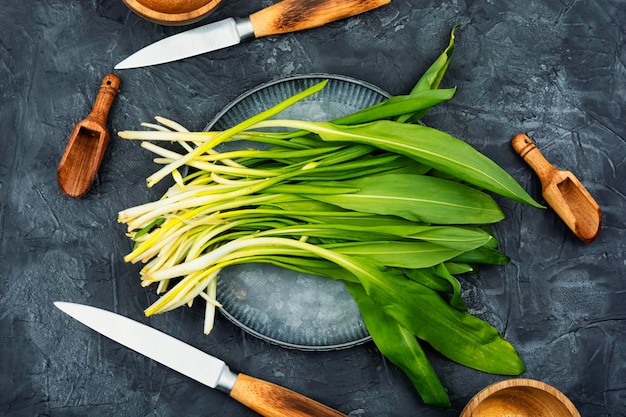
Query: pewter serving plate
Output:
[[204, 74, 390, 350]]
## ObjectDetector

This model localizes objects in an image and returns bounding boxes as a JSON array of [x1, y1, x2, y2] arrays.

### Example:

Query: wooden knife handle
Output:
[[229, 373, 348, 417], [250, 0, 391, 38]]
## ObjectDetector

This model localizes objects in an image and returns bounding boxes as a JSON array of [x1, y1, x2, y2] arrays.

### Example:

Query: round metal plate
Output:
[[205, 74, 390, 350]]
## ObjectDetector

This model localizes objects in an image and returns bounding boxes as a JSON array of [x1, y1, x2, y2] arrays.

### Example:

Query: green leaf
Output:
[[403, 267, 454, 294], [304, 174, 505, 224], [313, 219, 493, 251], [396, 25, 459, 123], [412, 26, 459, 93], [433, 263, 467, 311], [264, 183, 361, 195], [405, 225, 494, 251], [451, 246, 510, 265], [295, 121, 542, 208], [256, 225, 394, 242], [403, 264, 467, 312], [332, 88, 456, 125], [325, 241, 464, 269], [229, 255, 359, 283], [443, 262, 474, 275], [346, 282, 451, 407]]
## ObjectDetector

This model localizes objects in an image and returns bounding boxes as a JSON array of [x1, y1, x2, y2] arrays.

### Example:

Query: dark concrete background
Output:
[[1, 0, 625, 416]]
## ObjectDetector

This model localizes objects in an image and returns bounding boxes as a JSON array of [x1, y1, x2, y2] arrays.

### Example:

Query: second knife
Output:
[[55, 302, 347, 417], [115, 0, 391, 69]]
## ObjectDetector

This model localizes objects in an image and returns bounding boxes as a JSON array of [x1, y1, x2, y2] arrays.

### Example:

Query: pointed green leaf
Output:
[[293, 121, 542, 207], [346, 282, 451, 407], [305, 174, 505, 224], [324, 241, 463, 269], [332, 88, 456, 125]]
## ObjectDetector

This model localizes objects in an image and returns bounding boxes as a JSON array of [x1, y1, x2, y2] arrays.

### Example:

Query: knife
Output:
[[54, 302, 347, 417], [115, 0, 391, 69]]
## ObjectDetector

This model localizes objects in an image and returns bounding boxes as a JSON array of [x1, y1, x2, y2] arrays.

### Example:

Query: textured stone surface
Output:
[[1, 0, 624, 416]]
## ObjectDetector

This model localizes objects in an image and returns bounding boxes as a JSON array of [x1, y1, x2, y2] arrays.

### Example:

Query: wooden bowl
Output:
[[460, 379, 581, 417], [123, 0, 222, 25]]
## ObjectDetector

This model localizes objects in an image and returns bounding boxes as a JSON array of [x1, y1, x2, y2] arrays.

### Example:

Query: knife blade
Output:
[[115, 0, 391, 69], [54, 302, 347, 417]]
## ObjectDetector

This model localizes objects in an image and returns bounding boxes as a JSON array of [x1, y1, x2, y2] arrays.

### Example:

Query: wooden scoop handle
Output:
[[230, 373, 347, 417], [511, 133, 558, 189], [86, 73, 121, 127], [250, 0, 390, 38]]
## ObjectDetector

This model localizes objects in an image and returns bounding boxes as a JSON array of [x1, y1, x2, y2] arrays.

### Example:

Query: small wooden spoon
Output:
[[57, 74, 120, 198], [512, 133, 601, 243]]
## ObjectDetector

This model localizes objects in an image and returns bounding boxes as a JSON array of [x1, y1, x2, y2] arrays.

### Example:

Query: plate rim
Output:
[[203, 73, 391, 132]]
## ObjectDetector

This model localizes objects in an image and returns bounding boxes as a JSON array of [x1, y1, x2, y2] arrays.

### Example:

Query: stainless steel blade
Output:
[[115, 17, 254, 69], [54, 302, 237, 391]]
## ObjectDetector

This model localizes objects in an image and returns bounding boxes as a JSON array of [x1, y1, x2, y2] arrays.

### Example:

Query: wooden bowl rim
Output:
[[460, 378, 581, 417], [123, 0, 222, 25]]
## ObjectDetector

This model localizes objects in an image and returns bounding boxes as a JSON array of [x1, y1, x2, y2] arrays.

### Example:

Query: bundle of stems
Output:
[[118, 28, 541, 407]]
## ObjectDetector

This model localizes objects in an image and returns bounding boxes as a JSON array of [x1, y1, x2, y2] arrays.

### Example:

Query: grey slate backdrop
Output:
[[1, 0, 625, 416]]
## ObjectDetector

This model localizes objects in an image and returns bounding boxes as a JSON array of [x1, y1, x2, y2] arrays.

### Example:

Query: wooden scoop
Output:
[[57, 73, 121, 198], [512, 133, 601, 243]]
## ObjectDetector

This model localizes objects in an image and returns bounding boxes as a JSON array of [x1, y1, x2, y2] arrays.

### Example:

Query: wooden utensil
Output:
[[512, 133, 601, 243], [57, 73, 120, 198], [460, 378, 581, 417], [122, 0, 222, 26]]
